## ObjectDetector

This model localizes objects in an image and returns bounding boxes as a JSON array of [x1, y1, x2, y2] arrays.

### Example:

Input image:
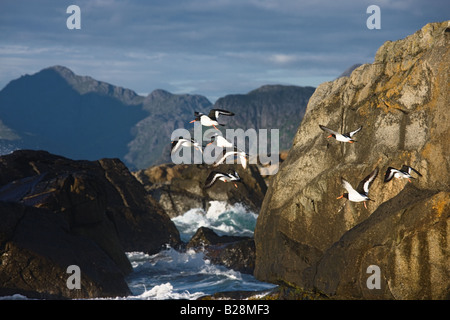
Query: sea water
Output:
[[124, 201, 276, 300], [0, 201, 276, 300]]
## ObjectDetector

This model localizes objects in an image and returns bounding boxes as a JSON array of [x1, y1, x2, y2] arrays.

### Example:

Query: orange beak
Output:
[[189, 120, 196, 123], [364, 202, 368, 209], [348, 141, 354, 144], [234, 183, 238, 188], [336, 194, 344, 199], [327, 135, 332, 138], [207, 142, 213, 146]]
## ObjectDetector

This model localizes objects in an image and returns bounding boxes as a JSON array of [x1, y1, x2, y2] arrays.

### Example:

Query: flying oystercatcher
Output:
[[204, 170, 241, 189], [319, 124, 362, 143], [337, 167, 379, 209], [384, 165, 422, 183], [207, 132, 234, 148], [212, 146, 249, 169], [171, 136, 203, 154], [190, 109, 235, 130]]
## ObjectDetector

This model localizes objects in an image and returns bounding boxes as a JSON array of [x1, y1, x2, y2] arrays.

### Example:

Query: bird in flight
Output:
[[384, 165, 422, 183], [319, 124, 362, 143], [204, 170, 241, 189], [190, 109, 235, 130], [337, 167, 379, 209]]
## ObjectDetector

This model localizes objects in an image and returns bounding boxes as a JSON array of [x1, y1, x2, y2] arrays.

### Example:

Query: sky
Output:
[[0, 0, 448, 102]]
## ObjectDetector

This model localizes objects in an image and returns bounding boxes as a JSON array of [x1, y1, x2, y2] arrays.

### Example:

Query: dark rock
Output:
[[0, 149, 182, 299], [133, 163, 267, 218], [0, 202, 131, 299], [186, 226, 249, 249], [207, 239, 256, 275], [0, 150, 181, 254], [186, 227, 256, 274]]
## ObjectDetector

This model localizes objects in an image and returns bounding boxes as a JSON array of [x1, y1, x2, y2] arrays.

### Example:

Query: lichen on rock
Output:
[[254, 21, 450, 300]]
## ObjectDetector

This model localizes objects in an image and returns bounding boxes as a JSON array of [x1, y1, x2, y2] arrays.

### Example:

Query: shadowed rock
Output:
[[0, 150, 181, 299]]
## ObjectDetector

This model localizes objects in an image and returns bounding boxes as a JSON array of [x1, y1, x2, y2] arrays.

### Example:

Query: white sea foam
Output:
[[124, 246, 275, 300], [172, 201, 258, 242], [122, 201, 274, 300], [0, 201, 275, 300], [131, 283, 205, 300]]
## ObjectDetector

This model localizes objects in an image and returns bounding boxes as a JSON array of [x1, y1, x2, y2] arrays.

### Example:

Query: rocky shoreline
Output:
[[0, 21, 449, 301], [0, 149, 263, 299]]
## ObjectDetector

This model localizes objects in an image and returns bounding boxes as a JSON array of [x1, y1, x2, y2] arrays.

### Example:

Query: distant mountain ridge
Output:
[[0, 65, 315, 169], [126, 89, 212, 169], [214, 85, 315, 152]]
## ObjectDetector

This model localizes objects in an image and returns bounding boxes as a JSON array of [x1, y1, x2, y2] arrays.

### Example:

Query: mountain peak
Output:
[[45, 65, 76, 78], [147, 89, 173, 100], [38, 66, 142, 105]]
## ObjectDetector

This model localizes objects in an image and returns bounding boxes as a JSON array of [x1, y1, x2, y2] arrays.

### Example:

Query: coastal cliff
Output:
[[254, 21, 450, 299]]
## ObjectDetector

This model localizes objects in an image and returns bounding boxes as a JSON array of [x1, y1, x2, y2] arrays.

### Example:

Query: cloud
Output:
[[269, 54, 298, 65], [0, 0, 448, 101]]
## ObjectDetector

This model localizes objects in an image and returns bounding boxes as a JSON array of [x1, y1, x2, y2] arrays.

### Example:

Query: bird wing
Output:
[[171, 140, 182, 154], [238, 153, 247, 169], [190, 138, 203, 153], [319, 125, 339, 136], [401, 165, 422, 177], [209, 109, 235, 120], [384, 167, 399, 182], [204, 171, 225, 189], [357, 167, 379, 195], [347, 126, 363, 137], [213, 150, 234, 166], [217, 135, 234, 148], [341, 178, 357, 194]]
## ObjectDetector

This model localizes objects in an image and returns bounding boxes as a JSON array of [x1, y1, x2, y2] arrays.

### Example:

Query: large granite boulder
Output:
[[254, 21, 450, 299]]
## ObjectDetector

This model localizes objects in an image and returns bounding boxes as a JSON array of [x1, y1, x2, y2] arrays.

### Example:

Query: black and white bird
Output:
[[337, 167, 379, 209], [319, 124, 362, 143], [171, 136, 203, 154], [204, 170, 241, 189], [384, 165, 422, 183], [190, 109, 235, 130], [207, 132, 234, 148], [213, 146, 249, 169]]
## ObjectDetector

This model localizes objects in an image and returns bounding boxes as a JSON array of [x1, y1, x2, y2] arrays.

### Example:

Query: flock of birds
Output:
[[319, 124, 422, 209], [170, 108, 423, 208], [171, 108, 247, 189]]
